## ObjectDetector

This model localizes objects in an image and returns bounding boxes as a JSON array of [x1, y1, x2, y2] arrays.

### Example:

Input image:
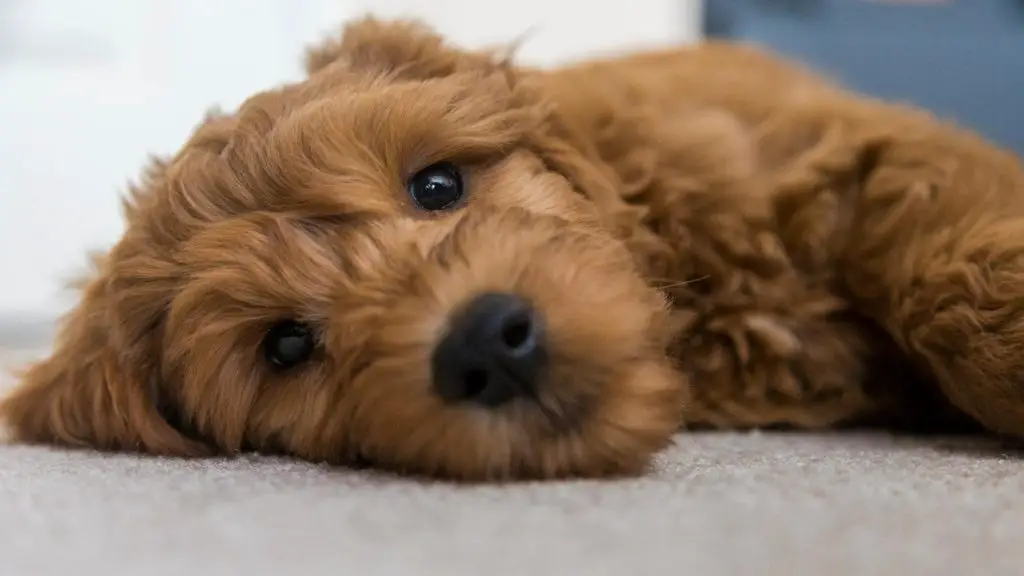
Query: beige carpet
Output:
[[2, 349, 1024, 576]]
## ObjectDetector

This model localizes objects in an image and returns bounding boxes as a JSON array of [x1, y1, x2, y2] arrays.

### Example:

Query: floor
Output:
[[2, 348, 1024, 576]]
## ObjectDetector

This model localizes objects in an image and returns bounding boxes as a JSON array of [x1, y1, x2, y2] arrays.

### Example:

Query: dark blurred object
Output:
[[704, 0, 1024, 157]]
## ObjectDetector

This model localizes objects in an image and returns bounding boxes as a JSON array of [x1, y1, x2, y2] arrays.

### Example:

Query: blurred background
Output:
[[1, 0, 1022, 345]]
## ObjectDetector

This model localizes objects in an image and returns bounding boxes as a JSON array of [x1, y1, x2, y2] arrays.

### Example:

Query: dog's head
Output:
[[1, 18, 685, 480]]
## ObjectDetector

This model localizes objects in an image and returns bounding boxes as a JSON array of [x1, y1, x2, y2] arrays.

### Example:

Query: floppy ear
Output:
[[0, 177, 208, 457], [304, 16, 499, 79]]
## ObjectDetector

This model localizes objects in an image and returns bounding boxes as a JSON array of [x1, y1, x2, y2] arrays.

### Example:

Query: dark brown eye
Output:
[[263, 321, 316, 369], [407, 162, 464, 211]]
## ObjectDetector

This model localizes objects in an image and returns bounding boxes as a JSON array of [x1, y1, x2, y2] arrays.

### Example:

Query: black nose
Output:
[[431, 292, 547, 408]]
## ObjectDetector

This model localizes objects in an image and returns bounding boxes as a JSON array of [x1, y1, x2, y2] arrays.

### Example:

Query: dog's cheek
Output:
[[473, 152, 604, 226], [382, 214, 466, 260], [240, 366, 354, 461], [577, 357, 687, 474]]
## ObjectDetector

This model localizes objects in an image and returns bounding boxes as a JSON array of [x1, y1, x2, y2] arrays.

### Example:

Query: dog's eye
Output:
[[263, 321, 316, 369], [407, 162, 464, 211]]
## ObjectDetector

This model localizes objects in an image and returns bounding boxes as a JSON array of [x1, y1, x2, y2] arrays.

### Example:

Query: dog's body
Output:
[[534, 43, 1018, 433], [4, 19, 1024, 480]]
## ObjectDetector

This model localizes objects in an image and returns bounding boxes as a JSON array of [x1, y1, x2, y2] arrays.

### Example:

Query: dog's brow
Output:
[[295, 213, 362, 231]]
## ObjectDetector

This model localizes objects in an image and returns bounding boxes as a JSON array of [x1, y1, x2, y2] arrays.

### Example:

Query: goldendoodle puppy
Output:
[[4, 18, 1022, 480]]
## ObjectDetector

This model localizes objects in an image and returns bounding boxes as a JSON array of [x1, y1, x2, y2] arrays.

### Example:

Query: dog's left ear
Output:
[[305, 17, 498, 80], [0, 250, 207, 458]]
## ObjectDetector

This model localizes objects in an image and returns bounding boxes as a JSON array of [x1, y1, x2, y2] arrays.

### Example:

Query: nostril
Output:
[[500, 312, 533, 352], [463, 368, 489, 400]]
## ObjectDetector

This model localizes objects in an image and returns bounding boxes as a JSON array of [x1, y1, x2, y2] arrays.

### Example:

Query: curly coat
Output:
[[3, 18, 1022, 480]]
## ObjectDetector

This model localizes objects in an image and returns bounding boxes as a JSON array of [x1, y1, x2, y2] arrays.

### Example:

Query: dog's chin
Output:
[[341, 354, 685, 482]]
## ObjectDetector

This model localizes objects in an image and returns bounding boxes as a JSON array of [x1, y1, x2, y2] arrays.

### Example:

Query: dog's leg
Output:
[[645, 178, 913, 431], [623, 111, 928, 431], [669, 303, 917, 430], [842, 143, 1024, 437]]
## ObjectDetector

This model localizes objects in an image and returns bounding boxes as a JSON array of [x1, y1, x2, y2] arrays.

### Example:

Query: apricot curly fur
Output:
[[3, 16, 1022, 480]]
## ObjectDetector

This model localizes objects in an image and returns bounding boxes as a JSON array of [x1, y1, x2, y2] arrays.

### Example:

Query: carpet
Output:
[[2, 349, 1023, 576]]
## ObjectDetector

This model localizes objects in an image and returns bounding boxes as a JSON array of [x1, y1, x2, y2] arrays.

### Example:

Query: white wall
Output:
[[0, 0, 702, 320]]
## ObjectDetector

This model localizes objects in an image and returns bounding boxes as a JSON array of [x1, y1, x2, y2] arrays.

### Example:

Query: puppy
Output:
[[4, 18, 1024, 481]]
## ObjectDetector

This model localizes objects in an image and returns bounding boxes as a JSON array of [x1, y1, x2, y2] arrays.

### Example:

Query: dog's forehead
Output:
[[229, 67, 500, 140], [143, 68, 531, 243]]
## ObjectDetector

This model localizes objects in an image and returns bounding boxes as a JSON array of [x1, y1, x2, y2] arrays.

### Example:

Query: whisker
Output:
[[648, 275, 710, 290]]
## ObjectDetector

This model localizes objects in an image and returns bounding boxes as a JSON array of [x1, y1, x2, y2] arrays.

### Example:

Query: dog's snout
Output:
[[431, 292, 547, 408]]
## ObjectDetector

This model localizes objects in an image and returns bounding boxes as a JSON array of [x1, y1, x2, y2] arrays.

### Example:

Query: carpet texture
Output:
[[2, 349, 1023, 576]]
